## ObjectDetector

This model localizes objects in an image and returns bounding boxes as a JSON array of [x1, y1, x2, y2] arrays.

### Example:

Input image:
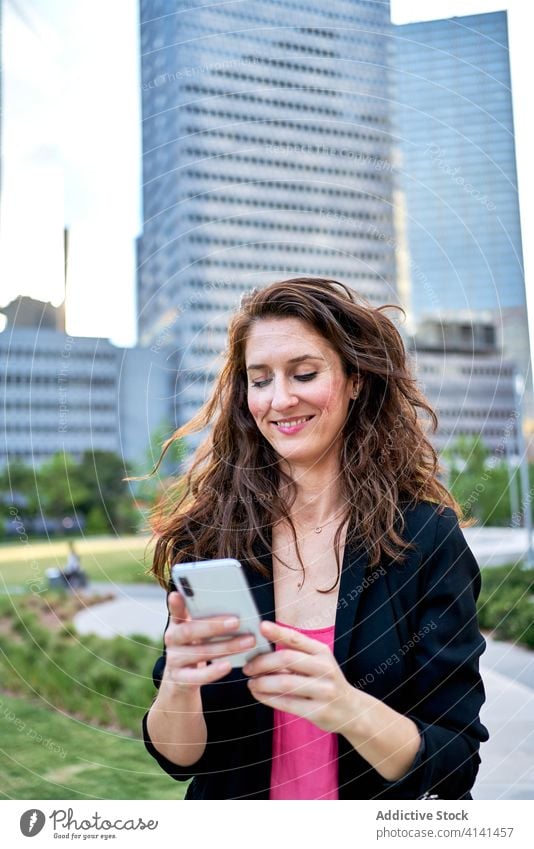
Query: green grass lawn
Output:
[[0, 536, 156, 590], [0, 692, 188, 799], [1, 593, 188, 799]]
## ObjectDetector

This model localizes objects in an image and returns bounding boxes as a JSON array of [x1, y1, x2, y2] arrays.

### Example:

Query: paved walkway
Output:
[[75, 582, 167, 640], [463, 526, 534, 568], [473, 638, 534, 799], [474, 666, 534, 799], [72, 582, 534, 800]]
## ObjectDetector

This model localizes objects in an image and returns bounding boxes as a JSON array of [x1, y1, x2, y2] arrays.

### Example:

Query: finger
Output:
[[167, 633, 256, 664], [166, 614, 241, 646], [244, 649, 328, 679], [248, 673, 324, 699], [249, 691, 319, 718], [165, 659, 233, 688], [167, 591, 189, 625], [260, 621, 330, 655]]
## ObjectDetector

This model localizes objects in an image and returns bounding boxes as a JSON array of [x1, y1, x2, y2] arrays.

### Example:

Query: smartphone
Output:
[[170, 558, 274, 668]]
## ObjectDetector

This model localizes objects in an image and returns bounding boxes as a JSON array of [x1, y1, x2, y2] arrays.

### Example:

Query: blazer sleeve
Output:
[[141, 597, 231, 782], [377, 507, 489, 799]]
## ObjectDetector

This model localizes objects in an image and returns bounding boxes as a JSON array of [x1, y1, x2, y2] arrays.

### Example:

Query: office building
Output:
[[0, 295, 65, 333], [393, 12, 532, 415], [410, 315, 519, 456], [0, 313, 171, 469], [137, 0, 397, 447]]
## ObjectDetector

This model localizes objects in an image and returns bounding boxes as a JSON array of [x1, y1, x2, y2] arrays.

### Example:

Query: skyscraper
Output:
[[137, 0, 396, 442], [393, 12, 532, 415]]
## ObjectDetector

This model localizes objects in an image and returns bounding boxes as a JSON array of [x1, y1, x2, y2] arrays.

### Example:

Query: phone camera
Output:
[[179, 576, 194, 597]]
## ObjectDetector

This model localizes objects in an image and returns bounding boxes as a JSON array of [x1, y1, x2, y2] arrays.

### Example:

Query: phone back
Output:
[[171, 558, 272, 667]]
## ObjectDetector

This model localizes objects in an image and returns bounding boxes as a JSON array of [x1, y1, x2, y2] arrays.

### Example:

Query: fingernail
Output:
[[224, 617, 239, 629]]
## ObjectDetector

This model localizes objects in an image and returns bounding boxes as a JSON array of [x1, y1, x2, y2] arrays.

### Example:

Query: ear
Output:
[[350, 375, 362, 398]]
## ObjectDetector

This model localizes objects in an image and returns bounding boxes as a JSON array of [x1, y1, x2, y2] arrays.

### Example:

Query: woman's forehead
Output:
[[245, 316, 328, 350]]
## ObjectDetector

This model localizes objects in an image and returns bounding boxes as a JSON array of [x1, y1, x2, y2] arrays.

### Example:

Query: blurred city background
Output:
[[0, 0, 533, 801]]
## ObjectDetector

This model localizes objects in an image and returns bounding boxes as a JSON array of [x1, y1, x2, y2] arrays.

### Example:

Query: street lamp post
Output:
[[514, 373, 534, 568], [505, 435, 520, 524]]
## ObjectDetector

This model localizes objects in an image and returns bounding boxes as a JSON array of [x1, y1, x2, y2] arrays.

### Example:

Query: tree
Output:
[[0, 459, 40, 515], [37, 452, 90, 518], [443, 435, 516, 526], [77, 450, 134, 533]]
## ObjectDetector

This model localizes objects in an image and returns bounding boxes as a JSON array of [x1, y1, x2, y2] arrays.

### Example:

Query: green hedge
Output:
[[478, 565, 534, 649]]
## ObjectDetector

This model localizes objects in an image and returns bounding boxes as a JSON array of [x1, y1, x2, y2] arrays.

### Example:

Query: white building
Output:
[[0, 326, 172, 468]]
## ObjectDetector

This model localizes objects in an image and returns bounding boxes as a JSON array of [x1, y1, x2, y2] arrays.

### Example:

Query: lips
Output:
[[271, 415, 314, 426]]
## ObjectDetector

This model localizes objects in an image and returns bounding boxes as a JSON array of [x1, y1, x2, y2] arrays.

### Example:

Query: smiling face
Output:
[[245, 317, 359, 468]]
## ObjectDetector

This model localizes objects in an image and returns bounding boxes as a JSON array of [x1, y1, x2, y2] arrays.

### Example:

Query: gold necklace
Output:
[[293, 505, 348, 535], [274, 511, 349, 590]]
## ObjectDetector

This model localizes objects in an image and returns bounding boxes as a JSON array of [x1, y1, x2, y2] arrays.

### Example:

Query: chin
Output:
[[274, 445, 323, 463]]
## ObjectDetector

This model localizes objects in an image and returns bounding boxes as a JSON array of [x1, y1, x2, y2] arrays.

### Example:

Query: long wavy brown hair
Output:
[[142, 277, 464, 592]]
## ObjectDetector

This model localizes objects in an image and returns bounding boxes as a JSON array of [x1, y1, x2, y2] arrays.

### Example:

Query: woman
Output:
[[141, 277, 489, 800]]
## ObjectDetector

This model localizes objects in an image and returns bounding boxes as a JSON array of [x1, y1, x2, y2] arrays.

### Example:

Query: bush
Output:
[[0, 594, 160, 734], [478, 564, 534, 649]]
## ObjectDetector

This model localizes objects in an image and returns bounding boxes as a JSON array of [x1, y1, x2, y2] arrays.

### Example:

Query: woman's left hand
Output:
[[242, 620, 359, 734]]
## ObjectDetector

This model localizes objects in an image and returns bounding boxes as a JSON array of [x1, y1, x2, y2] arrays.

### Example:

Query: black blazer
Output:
[[142, 501, 489, 799]]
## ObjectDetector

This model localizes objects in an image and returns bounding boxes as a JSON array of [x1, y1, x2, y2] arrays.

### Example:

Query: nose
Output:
[[269, 375, 299, 413]]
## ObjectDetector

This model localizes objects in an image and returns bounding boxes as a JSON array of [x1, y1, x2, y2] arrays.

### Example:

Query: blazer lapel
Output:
[[244, 534, 368, 671], [334, 542, 368, 671], [244, 536, 276, 620]]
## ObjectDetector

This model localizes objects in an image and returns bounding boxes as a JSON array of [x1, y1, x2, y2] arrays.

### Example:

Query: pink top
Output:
[[269, 621, 339, 800]]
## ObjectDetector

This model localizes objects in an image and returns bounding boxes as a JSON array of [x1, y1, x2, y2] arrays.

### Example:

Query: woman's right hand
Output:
[[162, 591, 256, 694]]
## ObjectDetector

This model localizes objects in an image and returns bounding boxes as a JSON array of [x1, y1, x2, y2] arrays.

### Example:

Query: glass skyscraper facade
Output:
[[393, 12, 531, 413], [137, 0, 396, 438]]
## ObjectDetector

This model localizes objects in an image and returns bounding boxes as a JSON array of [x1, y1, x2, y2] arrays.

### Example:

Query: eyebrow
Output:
[[246, 354, 325, 372]]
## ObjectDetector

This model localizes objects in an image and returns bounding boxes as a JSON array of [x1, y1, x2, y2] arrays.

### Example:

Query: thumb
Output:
[[168, 590, 190, 624]]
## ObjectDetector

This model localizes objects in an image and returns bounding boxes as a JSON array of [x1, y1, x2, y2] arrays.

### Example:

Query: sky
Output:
[[0, 0, 141, 345], [0, 0, 532, 348]]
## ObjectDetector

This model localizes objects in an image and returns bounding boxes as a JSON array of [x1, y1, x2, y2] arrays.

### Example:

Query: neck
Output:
[[277, 451, 347, 529]]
